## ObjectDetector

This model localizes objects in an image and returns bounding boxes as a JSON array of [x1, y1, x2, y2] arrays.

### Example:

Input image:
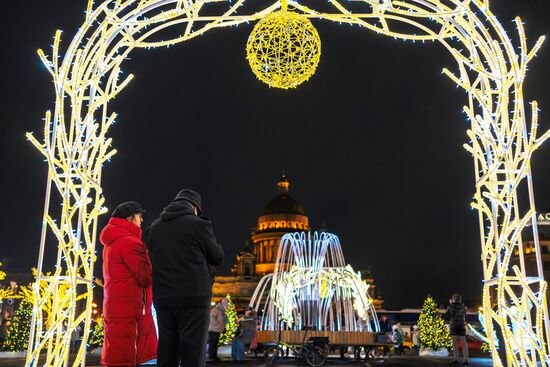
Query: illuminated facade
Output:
[[212, 243, 261, 310]]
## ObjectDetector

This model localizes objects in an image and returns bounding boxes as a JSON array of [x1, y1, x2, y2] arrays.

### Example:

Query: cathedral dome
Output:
[[254, 172, 309, 274], [261, 174, 305, 215], [262, 193, 305, 215]]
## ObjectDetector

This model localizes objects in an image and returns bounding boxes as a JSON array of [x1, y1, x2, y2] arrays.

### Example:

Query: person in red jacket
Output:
[[99, 201, 157, 366]]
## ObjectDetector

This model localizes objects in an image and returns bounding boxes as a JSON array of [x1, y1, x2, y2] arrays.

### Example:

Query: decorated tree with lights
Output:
[[18, 269, 86, 329], [0, 262, 18, 301], [0, 262, 5, 284], [418, 296, 452, 352], [89, 315, 104, 348], [4, 299, 33, 352], [219, 294, 238, 345]]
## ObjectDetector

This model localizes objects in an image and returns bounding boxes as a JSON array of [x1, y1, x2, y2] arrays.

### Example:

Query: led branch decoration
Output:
[[29, 0, 549, 366]]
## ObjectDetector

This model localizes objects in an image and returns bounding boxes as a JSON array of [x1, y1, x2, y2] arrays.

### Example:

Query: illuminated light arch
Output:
[[27, 0, 550, 366]]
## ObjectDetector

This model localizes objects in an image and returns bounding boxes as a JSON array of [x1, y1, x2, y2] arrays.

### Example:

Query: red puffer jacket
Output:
[[100, 217, 157, 366]]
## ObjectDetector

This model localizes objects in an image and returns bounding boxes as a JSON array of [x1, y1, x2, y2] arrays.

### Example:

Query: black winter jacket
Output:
[[447, 301, 467, 336], [148, 201, 224, 308]]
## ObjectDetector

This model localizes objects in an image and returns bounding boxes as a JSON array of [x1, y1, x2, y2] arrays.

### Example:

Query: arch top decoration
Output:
[[27, 1, 550, 367]]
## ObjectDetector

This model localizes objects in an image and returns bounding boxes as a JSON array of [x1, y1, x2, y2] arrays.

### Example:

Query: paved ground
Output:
[[0, 355, 493, 367], [0, 346, 492, 367], [203, 356, 493, 366]]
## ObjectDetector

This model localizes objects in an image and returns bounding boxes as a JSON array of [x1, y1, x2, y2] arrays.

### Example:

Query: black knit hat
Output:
[[111, 201, 146, 219], [174, 189, 202, 214]]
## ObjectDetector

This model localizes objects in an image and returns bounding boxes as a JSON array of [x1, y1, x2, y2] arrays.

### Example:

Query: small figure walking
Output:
[[207, 299, 229, 361], [412, 325, 420, 354], [447, 293, 469, 365], [70, 323, 82, 353], [391, 324, 403, 355]]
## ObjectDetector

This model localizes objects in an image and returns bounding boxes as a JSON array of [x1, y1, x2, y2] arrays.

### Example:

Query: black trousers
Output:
[[207, 332, 221, 359], [156, 307, 210, 367]]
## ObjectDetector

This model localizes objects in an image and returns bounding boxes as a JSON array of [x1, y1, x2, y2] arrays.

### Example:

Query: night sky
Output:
[[1, 1, 549, 310]]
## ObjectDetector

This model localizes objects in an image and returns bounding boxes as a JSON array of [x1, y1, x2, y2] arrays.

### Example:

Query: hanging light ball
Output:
[[246, 11, 321, 89]]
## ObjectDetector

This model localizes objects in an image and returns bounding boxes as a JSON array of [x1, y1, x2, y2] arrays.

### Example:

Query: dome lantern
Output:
[[277, 172, 290, 193], [262, 173, 305, 216]]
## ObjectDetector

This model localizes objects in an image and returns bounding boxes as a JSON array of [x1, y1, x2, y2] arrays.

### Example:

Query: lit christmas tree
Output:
[[219, 294, 237, 345], [89, 315, 104, 348], [0, 262, 5, 282], [418, 296, 452, 352], [4, 299, 33, 352], [0, 262, 18, 301]]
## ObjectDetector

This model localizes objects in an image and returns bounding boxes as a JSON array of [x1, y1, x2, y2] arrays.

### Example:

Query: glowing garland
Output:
[[28, 1, 550, 366]]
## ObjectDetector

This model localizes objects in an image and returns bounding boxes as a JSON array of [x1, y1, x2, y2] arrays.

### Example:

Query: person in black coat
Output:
[[148, 189, 224, 367], [447, 293, 469, 365]]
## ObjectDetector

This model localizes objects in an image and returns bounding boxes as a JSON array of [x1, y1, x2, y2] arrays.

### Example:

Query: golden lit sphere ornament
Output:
[[246, 10, 321, 89]]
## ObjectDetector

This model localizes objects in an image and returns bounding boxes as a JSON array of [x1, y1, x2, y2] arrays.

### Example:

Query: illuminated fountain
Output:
[[250, 231, 379, 338]]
